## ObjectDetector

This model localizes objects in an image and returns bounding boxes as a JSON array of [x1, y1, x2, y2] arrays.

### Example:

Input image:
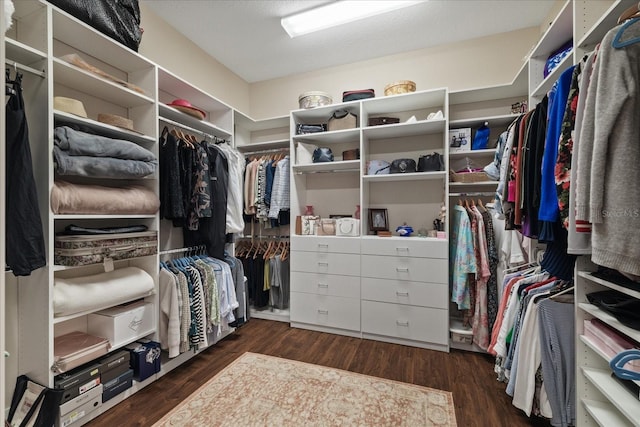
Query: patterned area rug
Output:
[[153, 352, 457, 426]]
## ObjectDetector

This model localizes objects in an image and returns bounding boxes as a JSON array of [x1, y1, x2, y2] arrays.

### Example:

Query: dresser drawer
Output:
[[291, 251, 360, 276], [360, 237, 447, 259], [291, 272, 360, 298], [361, 278, 447, 309], [361, 255, 447, 284], [291, 235, 360, 254], [290, 293, 360, 331], [362, 300, 448, 345]]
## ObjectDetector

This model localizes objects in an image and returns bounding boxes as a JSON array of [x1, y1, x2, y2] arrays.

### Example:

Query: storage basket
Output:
[[298, 91, 332, 109], [449, 170, 490, 183], [384, 80, 416, 96]]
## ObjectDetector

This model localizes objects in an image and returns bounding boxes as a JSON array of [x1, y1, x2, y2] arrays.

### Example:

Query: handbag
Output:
[[296, 123, 326, 135], [472, 123, 490, 150], [327, 109, 357, 131], [313, 147, 334, 163], [7, 375, 64, 427], [342, 89, 375, 102], [389, 158, 416, 173], [367, 160, 390, 175], [299, 215, 320, 235], [368, 117, 400, 126], [335, 218, 360, 236], [316, 218, 336, 236], [417, 152, 444, 172], [296, 142, 318, 165]]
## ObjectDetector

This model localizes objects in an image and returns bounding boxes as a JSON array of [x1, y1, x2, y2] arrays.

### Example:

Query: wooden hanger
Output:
[[618, 2, 640, 24]]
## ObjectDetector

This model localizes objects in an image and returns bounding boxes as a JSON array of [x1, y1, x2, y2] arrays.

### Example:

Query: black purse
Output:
[[313, 147, 334, 163], [7, 375, 64, 427], [417, 152, 444, 172], [389, 158, 416, 173]]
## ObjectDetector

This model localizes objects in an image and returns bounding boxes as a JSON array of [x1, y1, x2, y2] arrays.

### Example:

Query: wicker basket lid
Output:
[[384, 80, 416, 91]]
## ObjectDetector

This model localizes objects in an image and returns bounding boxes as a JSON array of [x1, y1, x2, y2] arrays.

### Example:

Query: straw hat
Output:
[[167, 99, 206, 120], [97, 113, 143, 134], [54, 97, 88, 118]]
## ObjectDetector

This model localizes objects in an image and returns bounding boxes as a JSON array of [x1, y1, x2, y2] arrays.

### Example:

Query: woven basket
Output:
[[384, 80, 416, 96], [449, 170, 490, 183]]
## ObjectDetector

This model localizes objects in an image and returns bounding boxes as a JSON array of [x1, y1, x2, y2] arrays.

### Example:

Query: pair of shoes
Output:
[[427, 110, 444, 120], [405, 115, 418, 123]]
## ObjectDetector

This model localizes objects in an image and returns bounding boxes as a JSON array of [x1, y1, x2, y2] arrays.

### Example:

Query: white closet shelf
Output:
[[577, 0, 635, 50], [582, 367, 640, 422], [449, 181, 499, 187], [54, 110, 156, 145], [293, 160, 360, 174], [579, 303, 640, 344], [582, 398, 634, 427], [52, 292, 155, 324], [577, 271, 640, 300], [531, 54, 574, 99], [52, 8, 154, 73], [159, 105, 232, 139], [449, 149, 496, 158], [157, 67, 233, 116], [6, 38, 47, 65], [448, 114, 519, 128], [291, 101, 360, 122], [362, 88, 447, 114], [293, 129, 359, 144], [580, 335, 612, 364], [53, 253, 159, 272], [236, 139, 290, 152], [364, 171, 446, 182], [529, 0, 573, 59], [53, 214, 158, 220], [363, 119, 445, 139], [53, 58, 154, 107], [234, 112, 288, 132]]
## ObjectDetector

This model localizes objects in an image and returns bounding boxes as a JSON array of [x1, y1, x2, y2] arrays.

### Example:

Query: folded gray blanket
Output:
[[53, 149, 156, 178]]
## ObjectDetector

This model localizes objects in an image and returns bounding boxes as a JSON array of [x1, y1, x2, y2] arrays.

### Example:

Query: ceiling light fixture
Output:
[[281, 1, 425, 38]]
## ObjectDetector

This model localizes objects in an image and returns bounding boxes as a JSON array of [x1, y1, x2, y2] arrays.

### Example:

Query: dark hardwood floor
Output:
[[87, 319, 551, 427]]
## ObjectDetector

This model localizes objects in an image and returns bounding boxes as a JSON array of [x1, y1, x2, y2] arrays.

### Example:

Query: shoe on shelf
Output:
[[427, 110, 444, 120]]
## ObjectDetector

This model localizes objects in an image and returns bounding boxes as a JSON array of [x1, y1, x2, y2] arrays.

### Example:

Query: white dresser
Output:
[[290, 236, 361, 336]]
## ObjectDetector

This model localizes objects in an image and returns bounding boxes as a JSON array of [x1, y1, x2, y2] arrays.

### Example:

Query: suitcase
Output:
[[53, 331, 111, 374], [54, 231, 157, 267]]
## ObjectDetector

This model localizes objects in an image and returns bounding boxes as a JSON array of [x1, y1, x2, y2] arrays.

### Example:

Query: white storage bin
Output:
[[87, 301, 155, 348]]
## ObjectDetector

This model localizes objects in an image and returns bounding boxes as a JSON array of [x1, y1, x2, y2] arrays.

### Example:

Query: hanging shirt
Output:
[[268, 156, 290, 219], [450, 205, 477, 310]]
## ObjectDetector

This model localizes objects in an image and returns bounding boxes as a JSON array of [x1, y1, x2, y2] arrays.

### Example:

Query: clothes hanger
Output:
[[617, 2, 640, 24], [612, 16, 640, 48], [548, 284, 574, 300]]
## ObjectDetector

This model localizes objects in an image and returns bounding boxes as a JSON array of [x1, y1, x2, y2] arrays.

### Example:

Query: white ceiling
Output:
[[143, 0, 556, 84]]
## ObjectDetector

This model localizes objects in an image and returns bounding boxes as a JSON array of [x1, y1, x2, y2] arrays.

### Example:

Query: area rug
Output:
[[153, 352, 457, 426]]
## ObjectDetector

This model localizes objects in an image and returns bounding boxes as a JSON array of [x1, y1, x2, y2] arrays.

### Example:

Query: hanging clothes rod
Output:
[[242, 147, 290, 156], [5, 59, 46, 78], [159, 116, 229, 143], [159, 245, 207, 256]]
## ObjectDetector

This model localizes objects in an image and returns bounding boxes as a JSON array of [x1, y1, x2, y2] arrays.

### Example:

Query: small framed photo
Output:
[[368, 208, 389, 232]]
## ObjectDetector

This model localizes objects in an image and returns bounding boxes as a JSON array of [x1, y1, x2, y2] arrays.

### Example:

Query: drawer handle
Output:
[[318, 262, 329, 267], [396, 247, 409, 252], [317, 283, 329, 288], [318, 309, 329, 315], [318, 244, 329, 249], [396, 320, 409, 327], [396, 291, 409, 297], [396, 267, 409, 273]]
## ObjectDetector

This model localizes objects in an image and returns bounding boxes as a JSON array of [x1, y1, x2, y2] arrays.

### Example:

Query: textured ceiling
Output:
[[143, 0, 556, 83]]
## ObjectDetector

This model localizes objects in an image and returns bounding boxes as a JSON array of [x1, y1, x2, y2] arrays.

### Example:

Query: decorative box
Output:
[[449, 128, 472, 153], [54, 231, 157, 267], [298, 91, 332, 109], [87, 301, 155, 349]]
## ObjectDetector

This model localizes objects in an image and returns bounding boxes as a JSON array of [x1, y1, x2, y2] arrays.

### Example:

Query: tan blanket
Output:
[[51, 180, 160, 215]]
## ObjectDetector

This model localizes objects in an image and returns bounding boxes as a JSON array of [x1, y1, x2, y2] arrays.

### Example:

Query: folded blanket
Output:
[[54, 126, 156, 162], [53, 148, 156, 178], [51, 180, 160, 215], [53, 267, 154, 317]]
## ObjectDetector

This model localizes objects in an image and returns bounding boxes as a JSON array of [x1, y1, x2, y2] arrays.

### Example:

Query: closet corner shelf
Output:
[[6, 37, 47, 64], [52, 292, 155, 325], [577, 271, 640, 300], [236, 139, 290, 152], [582, 367, 640, 422], [158, 104, 232, 139], [448, 149, 496, 158], [578, 303, 640, 343], [582, 398, 634, 427], [528, 0, 573, 59], [579, 334, 611, 364], [362, 119, 445, 139], [364, 171, 446, 182], [52, 58, 154, 107], [54, 110, 156, 145], [293, 129, 359, 144], [292, 160, 360, 174]]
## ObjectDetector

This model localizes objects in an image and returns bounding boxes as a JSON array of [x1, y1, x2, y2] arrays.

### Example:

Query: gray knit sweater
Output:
[[576, 19, 640, 275]]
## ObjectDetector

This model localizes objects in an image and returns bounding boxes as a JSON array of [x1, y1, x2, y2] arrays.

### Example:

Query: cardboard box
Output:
[[449, 128, 472, 153], [57, 384, 103, 427], [87, 301, 155, 348], [126, 340, 161, 382], [54, 363, 101, 404], [98, 350, 131, 384], [102, 369, 134, 403]]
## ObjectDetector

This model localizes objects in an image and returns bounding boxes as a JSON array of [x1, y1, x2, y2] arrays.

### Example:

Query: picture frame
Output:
[[368, 208, 389, 232]]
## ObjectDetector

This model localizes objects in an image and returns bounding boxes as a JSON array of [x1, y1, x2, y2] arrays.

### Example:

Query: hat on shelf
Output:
[[97, 113, 143, 134], [54, 96, 88, 118], [167, 99, 206, 120]]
